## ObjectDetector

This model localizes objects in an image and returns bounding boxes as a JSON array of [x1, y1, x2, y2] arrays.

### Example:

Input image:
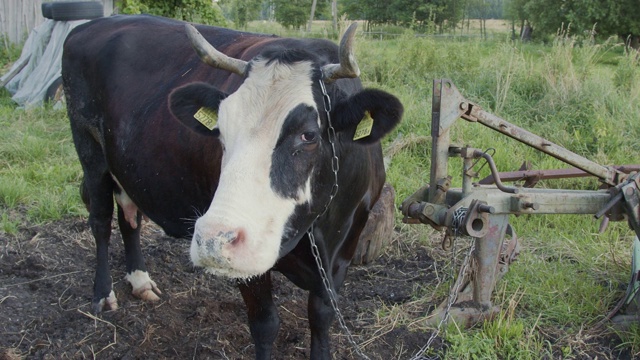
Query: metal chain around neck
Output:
[[409, 208, 476, 360], [305, 78, 370, 359], [317, 78, 340, 217]]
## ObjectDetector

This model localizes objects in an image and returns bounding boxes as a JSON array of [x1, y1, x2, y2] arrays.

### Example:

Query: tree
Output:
[[273, 0, 326, 30], [308, 0, 318, 32], [117, 0, 227, 26], [233, 0, 262, 28], [504, 0, 529, 38], [341, 0, 468, 33], [504, 0, 640, 47]]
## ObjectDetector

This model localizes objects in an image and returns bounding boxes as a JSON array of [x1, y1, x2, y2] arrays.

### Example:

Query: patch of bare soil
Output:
[[1, 215, 632, 359], [0, 216, 439, 359]]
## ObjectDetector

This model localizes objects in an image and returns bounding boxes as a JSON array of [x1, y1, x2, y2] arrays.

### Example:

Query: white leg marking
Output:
[[125, 270, 162, 302], [97, 290, 118, 311]]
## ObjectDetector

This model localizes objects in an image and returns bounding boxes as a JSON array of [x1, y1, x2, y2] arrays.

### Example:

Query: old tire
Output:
[[352, 183, 396, 265], [41, 3, 53, 19], [44, 2, 104, 21]]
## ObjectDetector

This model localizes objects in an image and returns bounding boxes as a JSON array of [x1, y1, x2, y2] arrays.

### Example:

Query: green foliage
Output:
[[272, 0, 327, 30], [342, 0, 456, 32], [1, 211, 20, 235], [505, 0, 640, 41], [117, 0, 228, 25], [613, 46, 640, 92], [231, 0, 262, 28], [1, 36, 22, 67], [341, 0, 503, 32], [444, 309, 551, 360]]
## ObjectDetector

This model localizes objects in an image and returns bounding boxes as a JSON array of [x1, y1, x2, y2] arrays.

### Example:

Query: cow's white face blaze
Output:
[[189, 59, 320, 278]]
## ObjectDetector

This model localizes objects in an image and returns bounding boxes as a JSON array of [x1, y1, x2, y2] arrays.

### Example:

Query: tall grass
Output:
[[1, 21, 639, 357]]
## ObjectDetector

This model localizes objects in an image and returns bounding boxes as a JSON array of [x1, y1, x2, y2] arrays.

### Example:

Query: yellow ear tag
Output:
[[193, 107, 218, 130], [353, 111, 374, 140]]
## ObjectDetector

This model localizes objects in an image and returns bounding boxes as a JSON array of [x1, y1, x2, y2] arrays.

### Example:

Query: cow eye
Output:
[[301, 132, 317, 142]]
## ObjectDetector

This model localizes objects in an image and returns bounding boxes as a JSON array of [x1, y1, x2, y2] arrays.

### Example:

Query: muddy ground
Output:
[[1, 214, 442, 359], [0, 214, 631, 359]]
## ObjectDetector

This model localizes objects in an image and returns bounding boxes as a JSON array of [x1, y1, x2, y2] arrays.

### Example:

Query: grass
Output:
[[0, 90, 85, 232], [1, 20, 640, 358]]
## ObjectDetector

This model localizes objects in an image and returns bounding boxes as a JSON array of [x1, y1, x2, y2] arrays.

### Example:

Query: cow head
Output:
[[169, 23, 403, 279]]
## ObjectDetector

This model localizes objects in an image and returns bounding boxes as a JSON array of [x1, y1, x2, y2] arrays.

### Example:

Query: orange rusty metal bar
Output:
[[479, 165, 640, 186], [460, 102, 620, 185]]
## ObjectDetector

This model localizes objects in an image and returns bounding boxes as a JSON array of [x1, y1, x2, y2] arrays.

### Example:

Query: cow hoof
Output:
[[92, 290, 118, 313], [125, 270, 162, 302], [134, 287, 162, 302]]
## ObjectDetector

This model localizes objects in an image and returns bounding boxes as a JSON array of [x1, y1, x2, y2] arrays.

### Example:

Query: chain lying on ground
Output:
[[409, 207, 475, 360]]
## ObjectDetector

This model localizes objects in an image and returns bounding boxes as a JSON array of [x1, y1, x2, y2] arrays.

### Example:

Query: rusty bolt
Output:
[[477, 204, 495, 214], [626, 187, 635, 196], [460, 102, 468, 111]]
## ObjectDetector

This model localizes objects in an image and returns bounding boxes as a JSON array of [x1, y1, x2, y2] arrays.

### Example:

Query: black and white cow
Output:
[[62, 14, 402, 359]]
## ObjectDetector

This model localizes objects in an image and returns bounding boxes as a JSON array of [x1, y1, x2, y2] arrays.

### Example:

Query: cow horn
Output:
[[321, 23, 361, 82], [185, 24, 248, 76]]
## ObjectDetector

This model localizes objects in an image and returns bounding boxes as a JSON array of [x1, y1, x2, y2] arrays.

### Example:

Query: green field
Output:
[[1, 22, 640, 358]]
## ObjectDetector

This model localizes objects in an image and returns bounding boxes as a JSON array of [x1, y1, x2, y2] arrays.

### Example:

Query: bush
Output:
[[116, 0, 228, 26]]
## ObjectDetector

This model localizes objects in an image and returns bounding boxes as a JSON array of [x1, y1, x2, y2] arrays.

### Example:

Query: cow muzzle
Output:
[[189, 223, 276, 279]]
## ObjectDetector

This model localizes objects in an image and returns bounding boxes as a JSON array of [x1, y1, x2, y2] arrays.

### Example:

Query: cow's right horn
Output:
[[321, 23, 361, 82], [185, 24, 248, 76]]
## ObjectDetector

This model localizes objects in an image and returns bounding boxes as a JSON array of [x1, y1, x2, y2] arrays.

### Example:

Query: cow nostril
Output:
[[230, 229, 245, 246]]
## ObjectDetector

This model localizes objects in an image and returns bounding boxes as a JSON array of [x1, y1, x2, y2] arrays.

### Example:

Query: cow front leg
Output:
[[117, 206, 161, 302], [238, 272, 280, 360], [308, 292, 334, 360]]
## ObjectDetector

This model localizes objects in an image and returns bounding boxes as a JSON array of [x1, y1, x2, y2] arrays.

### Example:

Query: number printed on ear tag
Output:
[[353, 111, 374, 140], [194, 107, 218, 130]]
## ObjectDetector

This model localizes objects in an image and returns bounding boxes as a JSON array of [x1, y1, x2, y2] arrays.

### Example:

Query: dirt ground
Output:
[[0, 214, 443, 359], [0, 213, 633, 359]]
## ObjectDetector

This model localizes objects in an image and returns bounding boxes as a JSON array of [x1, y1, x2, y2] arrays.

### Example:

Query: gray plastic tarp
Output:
[[1, 19, 88, 109]]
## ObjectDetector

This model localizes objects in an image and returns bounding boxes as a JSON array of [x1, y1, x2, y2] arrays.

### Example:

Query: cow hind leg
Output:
[[117, 206, 161, 302], [85, 173, 118, 313], [238, 273, 280, 360]]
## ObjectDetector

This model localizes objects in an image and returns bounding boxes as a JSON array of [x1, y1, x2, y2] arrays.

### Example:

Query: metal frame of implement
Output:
[[401, 79, 640, 327]]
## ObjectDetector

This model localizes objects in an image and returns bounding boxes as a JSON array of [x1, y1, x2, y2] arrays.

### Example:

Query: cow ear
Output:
[[332, 89, 403, 144], [169, 82, 228, 136]]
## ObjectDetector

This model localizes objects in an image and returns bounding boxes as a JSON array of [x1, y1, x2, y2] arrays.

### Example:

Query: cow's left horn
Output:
[[185, 24, 248, 76], [321, 23, 361, 82]]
